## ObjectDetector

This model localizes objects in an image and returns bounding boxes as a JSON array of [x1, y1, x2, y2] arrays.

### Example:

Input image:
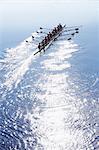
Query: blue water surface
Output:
[[0, 1, 99, 149]]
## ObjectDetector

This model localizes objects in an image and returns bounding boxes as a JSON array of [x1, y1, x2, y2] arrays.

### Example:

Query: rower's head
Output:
[[58, 23, 62, 28]]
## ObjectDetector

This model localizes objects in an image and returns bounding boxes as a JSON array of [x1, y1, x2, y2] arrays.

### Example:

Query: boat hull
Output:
[[34, 25, 66, 55]]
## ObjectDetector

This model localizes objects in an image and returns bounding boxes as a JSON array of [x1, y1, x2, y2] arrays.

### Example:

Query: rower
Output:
[[54, 27, 57, 33], [57, 24, 61, 31], [54, 27, 58, 34], [47, 32, 52, 40], [40, 40, 44, 49], [40, 37, 47, 48], [57, 26, 60, 31], [52, 30, 55, 36], [49, 32, 53, 38], [42, 40, 46, 49], [59, 24, 62, 29], [44, 36, 48, 45], [52, 28, 57, 36], [57, 24, 62, 31]]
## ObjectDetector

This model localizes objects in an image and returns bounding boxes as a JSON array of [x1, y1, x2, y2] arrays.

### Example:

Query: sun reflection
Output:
[[27, 40, 86, 149], [1, 26, 98, 149]]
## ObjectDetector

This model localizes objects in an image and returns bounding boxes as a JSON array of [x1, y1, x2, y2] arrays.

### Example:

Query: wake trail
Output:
[[0, 32, 39, 92], [0, 31, 79, 93], [4, 52, 35, 90], [22, 40, 81, 149]]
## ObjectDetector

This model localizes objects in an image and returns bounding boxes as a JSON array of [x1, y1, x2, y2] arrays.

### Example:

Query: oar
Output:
[[36, 31, 42, 34], [64, 25, 82, 29], [61, 30, 79, 38], [26, 40, 35, 43], [58, 34, 73, 41], [67, 38, 72, 41], [40, 27, 52, 30], [34, 49, 41, 55], [76, 30, 79, 33], [67, 30, 79, 40], [71, 33, 75, 36], [75, 28, 79, 31], [40, 25, 82, 31], [26, 38, 39, 44], [71, 31, 79, 35], [36, 31, 48, 35], [64, 28, 79, 32], [32, 36, 34, 39], [67, 31, 79, 40], [61, 32, 76, 37]]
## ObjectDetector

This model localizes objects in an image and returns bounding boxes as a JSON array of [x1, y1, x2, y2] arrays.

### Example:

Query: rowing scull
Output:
[[34, 25, 66, 55]]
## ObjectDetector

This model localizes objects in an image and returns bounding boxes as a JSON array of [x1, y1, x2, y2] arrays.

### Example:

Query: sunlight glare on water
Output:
[[14, 38, 98, 149], [0, 25, 99, 149]]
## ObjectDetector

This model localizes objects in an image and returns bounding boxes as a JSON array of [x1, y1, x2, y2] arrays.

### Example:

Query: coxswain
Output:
[[75, 28, 79, 30], [38, 43, 41, 50]]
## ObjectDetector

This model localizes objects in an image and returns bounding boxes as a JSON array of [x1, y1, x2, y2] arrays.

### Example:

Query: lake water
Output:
[[0, 1, 99, 150]]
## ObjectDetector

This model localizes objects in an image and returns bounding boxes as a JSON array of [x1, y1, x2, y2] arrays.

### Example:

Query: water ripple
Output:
[[0, 36, 98, 149]]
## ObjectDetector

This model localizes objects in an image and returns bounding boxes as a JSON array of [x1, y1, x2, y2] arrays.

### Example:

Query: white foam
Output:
[[42, 40, 78, 71], [2, 34, 79, 92], [2, 34, 37, 90], [4, 52, 35, 90]]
